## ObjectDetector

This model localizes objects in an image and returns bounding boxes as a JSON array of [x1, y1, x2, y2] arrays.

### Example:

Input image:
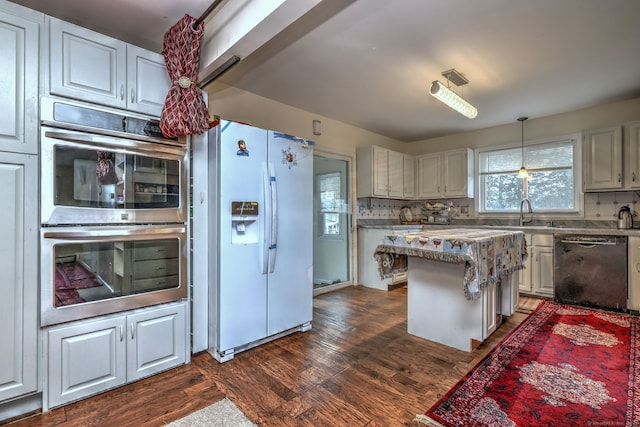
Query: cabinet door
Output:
[[627, 122, 640, 189], [403, 155, 415, 198], [443, 149, 472, 198], [372, 146, 389, 197], [518, 234, 533, 292], [532, 243, 554, 297], [126, 45, 170, 116], [583, 126, 622, 191], [0, 153, 38, 402], [126, 303, 186, 382], [0, 8, 39, 155], [628, 236, 640, 311], [50, 18, 127, 109], [387, 150, 404, 198], [483, 282, 498, 339], [47, 316, 127, 409], [416, 154, 441, 198], [500, 273, 520, 316]]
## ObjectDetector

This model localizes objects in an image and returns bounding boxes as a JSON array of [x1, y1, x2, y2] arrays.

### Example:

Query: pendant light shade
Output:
[[517, 117, 529, 179]]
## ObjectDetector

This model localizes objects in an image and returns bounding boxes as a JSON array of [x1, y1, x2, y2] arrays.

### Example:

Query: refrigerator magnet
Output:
[[282, 147, 297, 169], [236, 139, 249, 156]]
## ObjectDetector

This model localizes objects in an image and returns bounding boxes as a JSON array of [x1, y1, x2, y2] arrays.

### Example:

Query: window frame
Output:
[[475, 133, 582, 216], [316, 171, 345, 240]]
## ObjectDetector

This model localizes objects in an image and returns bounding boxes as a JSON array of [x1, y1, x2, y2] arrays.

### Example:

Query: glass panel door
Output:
[[313, 154, 351, 291]]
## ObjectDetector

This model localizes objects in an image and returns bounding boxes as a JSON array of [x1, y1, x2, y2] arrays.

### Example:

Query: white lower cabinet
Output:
[[500, 272, 520, 317], [46, 302, 186, 410], [483, 282, 498, 339], [0, 152, 38, 406], [519, 234, 553, 297], [628, 236, 640, 311]]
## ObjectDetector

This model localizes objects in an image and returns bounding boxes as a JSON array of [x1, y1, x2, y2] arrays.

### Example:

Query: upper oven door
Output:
[[41, 127, 188, 225]]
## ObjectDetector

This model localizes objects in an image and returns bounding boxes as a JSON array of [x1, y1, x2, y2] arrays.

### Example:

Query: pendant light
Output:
[[517, 117, 529, 179]]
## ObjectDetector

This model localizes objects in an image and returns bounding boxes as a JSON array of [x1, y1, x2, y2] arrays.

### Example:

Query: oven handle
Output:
[[43, 129, 185, 157], [43, 226, 186, 239]]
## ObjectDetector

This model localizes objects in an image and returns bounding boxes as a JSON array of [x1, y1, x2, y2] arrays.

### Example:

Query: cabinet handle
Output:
[[618, 173, 622, 183], [636, 262, 640, 273], [120, 85, 125, 101], [130, 88, 135, 103], [120, 325, 124, 342], [633, 172, 637, 182], [130, 323, 135, 340]]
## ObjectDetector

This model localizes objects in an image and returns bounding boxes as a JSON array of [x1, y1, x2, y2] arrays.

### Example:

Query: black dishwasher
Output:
[[553, 235, 627, 312]]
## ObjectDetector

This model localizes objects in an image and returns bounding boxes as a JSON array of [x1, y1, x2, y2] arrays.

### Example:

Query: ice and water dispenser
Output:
[[231, 201, 259, 244]]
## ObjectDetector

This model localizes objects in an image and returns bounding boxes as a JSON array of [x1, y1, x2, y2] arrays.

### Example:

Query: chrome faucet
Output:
[[519, 198, 533, 226]]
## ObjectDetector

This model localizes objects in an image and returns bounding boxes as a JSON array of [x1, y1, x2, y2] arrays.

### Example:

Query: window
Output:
[[477, 136, 579, 213], [317, 172, 343, 237]]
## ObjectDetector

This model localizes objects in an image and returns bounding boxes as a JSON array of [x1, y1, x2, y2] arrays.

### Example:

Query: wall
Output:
[[204, 83, 401, 156], [204, 84, 640, 222], [404, 97, 640, 155]]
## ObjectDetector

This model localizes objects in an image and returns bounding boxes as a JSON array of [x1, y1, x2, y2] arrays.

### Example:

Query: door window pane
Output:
[[318, 172, 342, 237]]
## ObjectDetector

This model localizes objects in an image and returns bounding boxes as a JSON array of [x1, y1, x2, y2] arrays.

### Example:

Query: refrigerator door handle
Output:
[[269, 163, 278, 273], [262, 164, 270, 275]]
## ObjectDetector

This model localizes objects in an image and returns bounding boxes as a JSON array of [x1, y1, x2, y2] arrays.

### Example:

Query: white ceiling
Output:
[[10, 0, 640, 141]]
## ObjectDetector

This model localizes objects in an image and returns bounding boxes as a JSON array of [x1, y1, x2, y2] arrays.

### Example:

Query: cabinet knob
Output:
[[130, 88, 135, 103], [120, 85, 125, 100]]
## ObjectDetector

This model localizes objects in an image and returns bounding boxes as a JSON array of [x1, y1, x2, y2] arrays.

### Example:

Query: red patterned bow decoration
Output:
[[160, 14, 210, 138]]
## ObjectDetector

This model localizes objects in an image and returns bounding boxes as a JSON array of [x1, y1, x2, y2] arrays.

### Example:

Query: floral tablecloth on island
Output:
[[374, 228, 528, 300]]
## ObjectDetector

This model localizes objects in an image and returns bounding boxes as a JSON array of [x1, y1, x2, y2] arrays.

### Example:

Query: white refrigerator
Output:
[[191, 120, 314, 362]]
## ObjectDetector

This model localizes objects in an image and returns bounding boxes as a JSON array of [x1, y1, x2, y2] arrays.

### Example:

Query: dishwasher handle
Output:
[[560, 239, 618, 246]]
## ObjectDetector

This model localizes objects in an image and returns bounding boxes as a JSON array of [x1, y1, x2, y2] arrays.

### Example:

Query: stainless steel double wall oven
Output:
[[40, 97, 189, 326]]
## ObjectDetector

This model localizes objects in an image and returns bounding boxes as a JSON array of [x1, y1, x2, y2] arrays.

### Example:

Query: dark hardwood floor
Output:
[[5, 287, 542, 427]]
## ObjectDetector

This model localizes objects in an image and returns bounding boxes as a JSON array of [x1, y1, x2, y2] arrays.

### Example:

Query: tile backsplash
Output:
[[356, 191, 640, 223]]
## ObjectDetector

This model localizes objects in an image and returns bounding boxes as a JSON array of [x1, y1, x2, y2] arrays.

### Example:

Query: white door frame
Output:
[[313, 147, 356, 296]]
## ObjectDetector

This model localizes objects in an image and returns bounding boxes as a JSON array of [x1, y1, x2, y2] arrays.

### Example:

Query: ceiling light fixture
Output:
[[517, 117, 529, 179], [429, 69, 477, 119]]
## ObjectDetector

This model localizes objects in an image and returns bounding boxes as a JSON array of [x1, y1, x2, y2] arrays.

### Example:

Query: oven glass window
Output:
[[54, 145, 180, 209], [53, 238, 180, 307]]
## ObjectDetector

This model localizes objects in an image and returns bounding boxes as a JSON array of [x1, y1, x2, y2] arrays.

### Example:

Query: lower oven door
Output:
[[41, 224, 187, 326]]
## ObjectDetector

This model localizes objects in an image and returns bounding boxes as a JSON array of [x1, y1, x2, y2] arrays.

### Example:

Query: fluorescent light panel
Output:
[[429, 80, 478, 119]]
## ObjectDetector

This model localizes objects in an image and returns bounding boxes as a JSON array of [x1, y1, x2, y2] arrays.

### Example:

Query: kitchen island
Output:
[[375, 228, 527, 351]]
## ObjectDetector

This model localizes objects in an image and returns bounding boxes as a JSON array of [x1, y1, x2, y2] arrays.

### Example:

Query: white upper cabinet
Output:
[[583, 125, 623, 191], [387, 149, 404, 198], [49, 17, 170, 117], [416, 153, 441, 198], [416, 148, 473, 199], [126, 45, 172, 116], [403, 154, 415, 198], [0, 5, 41, 155], [443, 149, 473, 198], [625, 121, 640, 189], [357, 145, 409, 199]]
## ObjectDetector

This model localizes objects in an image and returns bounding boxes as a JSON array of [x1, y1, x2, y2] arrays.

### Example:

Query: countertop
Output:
[[357, 220, 640, 236]]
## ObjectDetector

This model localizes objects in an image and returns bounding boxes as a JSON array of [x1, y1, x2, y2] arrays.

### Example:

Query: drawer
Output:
[[532, 234, 553, 246], [133, 258, 179, 279], [132, 275, 179, 292]]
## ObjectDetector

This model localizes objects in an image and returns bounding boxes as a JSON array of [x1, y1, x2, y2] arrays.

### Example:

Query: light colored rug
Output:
[[165, 398, 256, 427]]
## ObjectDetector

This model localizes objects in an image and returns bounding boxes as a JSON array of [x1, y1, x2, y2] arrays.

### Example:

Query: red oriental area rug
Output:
[[415, 301, 640, 427]]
